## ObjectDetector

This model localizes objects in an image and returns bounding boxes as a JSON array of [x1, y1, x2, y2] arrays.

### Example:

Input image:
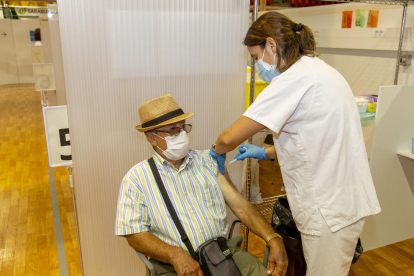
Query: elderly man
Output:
[[115, 94, 288, 276]]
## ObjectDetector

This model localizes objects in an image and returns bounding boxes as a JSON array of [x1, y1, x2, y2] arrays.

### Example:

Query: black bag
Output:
[[271, 196, 307, 276], [352, 238, 363, 263], [196, 237, 241, 276], [271, 196, 364, 276], [148, 158, 241, 276]]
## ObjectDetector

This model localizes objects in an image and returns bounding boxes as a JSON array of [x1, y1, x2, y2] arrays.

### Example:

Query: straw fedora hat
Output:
[[135, 94, 194, 132]]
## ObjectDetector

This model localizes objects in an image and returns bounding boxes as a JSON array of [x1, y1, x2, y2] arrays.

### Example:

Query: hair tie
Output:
[[295, 23, 304, 32]]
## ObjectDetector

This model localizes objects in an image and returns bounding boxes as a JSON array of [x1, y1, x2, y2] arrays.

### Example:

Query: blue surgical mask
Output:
[[256, 46, 280, 83]]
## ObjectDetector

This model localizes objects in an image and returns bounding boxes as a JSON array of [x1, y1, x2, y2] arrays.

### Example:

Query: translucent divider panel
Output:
[[58, 1, 249, 275]]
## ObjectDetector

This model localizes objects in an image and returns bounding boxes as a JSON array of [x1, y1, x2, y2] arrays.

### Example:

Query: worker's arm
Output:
[[215, 116, 266, 155], [265, 145, 277, 160], [217, 170, 288, 276], [126, 232, 203, 276]]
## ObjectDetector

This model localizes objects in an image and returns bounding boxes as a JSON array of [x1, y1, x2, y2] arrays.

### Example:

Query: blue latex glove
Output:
[[235, 144, 267, 161], [210, 149, 227, 175]]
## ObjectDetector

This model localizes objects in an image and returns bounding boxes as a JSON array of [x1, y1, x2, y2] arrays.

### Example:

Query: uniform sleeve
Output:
[[243, 72, 314, 134], [115, 170, 150, 236]]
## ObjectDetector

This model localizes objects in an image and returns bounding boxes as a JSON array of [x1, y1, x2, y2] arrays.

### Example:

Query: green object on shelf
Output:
[[360, 112, 376, 127], [356, 9, 366, 28]]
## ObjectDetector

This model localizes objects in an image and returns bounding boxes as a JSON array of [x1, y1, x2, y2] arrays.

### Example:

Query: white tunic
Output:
[[244, 56, 381, 236]]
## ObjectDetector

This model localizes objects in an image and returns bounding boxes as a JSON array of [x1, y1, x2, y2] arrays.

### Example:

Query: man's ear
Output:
[[145, 132, 157, 147]]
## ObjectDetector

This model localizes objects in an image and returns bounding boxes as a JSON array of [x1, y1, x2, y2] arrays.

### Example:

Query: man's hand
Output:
[[170, 248, 204, 276], [267, 238, 288, 276]]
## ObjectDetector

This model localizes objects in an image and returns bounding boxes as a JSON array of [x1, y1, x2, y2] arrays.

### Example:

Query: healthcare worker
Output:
[[210, 12, 381, 276]]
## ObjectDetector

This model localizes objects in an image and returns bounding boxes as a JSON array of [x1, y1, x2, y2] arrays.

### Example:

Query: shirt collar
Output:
[[152, 150, 193, 171]]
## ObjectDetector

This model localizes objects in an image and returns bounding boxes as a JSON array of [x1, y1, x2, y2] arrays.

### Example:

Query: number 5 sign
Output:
[[33, 63, 56, 91], [43, 106, 72, 167]]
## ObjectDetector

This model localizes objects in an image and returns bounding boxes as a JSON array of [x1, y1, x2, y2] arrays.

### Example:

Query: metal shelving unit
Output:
[[241, 196, 284, 229], [327, 0, 413, 4], [318, 0, 413, 84]]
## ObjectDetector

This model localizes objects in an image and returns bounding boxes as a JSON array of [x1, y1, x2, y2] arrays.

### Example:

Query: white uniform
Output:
[[244, 56, 381, 275]]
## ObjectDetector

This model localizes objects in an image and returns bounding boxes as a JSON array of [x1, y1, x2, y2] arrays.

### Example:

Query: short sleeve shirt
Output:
[[244, 56, 381, 235], [115, 150, 229, 252]]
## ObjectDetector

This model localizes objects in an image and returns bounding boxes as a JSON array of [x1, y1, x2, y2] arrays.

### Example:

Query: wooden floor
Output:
[[0, 84, 81, 276], [245, 159, 414, 275]]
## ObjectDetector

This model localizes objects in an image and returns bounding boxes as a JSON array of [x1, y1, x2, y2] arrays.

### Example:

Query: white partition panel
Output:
[[363, 85, 414, 251], [39, 15, 57, 106], [58, 1, 249, 275], [40, 15, 53, 63], [48, 4, 67, 106], [11, 19, 40, 83]]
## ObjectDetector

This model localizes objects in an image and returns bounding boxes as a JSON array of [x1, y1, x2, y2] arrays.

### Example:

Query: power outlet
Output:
[[373, 29, 386, 38], [313, 30, 320, 37]]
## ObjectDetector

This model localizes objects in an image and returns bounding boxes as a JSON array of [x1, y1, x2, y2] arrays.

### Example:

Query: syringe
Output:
[[228, 147, 247, 165], [228, 159, 238, 165]]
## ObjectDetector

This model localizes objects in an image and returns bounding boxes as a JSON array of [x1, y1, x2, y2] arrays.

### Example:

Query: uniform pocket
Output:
[[282, 134, 307, 171], [284, 188, 305, 225], [273, 138, 286, 167]]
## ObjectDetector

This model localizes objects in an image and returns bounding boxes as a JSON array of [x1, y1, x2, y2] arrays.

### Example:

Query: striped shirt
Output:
[[115, 149, 228, 253]]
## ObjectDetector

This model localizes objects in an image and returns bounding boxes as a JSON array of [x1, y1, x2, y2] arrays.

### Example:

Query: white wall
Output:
[[317, 48, 398, 96], [11, 19, 40, 83], [275, 3, 414, 95], [57, 1, 249, 275], [0, 19, 19, 85], [268, 4, 413, 158]]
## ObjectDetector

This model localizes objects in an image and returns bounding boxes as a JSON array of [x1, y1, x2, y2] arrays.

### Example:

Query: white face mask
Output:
[[154, 131, 190, 161], [256, 45, 281, 83]]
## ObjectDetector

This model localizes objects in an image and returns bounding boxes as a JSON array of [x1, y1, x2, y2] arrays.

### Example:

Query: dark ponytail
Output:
[[296, 24, 317, 55], [244, 12, 319, 73]]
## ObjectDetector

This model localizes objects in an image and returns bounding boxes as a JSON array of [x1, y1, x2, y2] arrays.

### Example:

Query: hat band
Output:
[[141, 108, 185, 128]]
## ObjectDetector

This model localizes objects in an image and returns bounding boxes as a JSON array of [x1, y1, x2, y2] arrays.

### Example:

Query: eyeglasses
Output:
[[154, 124, 192, 136]]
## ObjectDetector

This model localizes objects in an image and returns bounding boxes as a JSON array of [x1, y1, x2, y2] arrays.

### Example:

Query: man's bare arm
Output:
[[217, 171, 276, 240], [126, 232, 178, 263], [217, 170, 288, 276], [126, 232, 203, 276]]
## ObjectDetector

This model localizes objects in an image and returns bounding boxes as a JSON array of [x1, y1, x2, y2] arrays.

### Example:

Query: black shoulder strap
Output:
[[148, 157, 197, 259]]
